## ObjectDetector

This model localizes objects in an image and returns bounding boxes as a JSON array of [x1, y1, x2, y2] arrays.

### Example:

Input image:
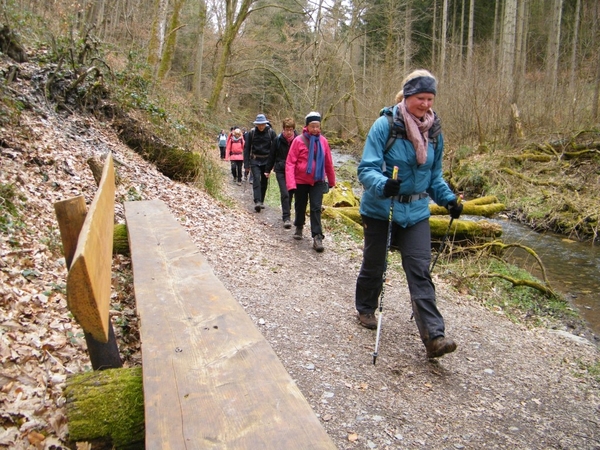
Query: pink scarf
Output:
[[398, 101, 435, 165]]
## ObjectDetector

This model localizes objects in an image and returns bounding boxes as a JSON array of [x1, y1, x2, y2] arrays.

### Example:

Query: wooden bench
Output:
[[124, 199, 336, 449]]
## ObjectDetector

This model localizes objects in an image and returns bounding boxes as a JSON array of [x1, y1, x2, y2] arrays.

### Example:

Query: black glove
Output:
[[447, 199, 463, 219], [383, 179, 401, 198]]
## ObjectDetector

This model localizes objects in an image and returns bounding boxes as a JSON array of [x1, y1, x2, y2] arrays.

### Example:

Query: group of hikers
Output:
[[218, 69, 463, 360], [218, 112, 336, 253]]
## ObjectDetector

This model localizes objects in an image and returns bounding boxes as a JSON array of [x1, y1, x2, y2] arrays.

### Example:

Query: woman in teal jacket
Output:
[[355, 69, 463, 359]]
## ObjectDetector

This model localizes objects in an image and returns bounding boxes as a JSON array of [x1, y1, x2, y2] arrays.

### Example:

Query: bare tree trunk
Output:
[[546, 0, 563, 96], [431, 0, 437, 69], [459, 0, 465, 64], [569, 0, 581, 92], [310, 0, 325, 107], [207, 0, 255, 111], [157, 0, 185, 81], [467, 0, 474, 73], [500, 0, 517, 93], [593, 34, 600, 120], [492, 0, 501, 72], [403, 3, 412, 74], [147, 0, 169, 78], [440, 0, 448, 80], [192, 0, 207, 99]]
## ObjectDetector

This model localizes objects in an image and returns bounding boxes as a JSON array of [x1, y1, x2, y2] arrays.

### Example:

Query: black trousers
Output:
[[275, 170, 292, 221], [294, 181, 326, 237], [250, 164, 269, 204], [355, 215, 446, 343], [230, 161, 243, 181]]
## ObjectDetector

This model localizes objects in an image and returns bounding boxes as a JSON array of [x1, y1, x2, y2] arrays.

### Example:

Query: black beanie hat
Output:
[[305, 111, 321, 126]]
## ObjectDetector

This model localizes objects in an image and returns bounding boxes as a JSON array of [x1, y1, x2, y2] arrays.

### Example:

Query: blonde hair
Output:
[[395, 69, 437, 103]]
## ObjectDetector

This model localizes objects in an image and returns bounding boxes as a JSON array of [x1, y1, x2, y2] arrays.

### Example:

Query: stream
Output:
[[486, 217, 600, 336], [331, 151, 600, 337]]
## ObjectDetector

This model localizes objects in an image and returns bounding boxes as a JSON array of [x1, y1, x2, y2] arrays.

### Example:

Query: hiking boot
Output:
[[254, 203, 261, 212], [357, 312, 377, 330], [293, 226, 303, 240], [260, 202, 265, 209], [283, 220, 292, 229], [425, 337, 457, 359], [313, 234, 324, 252]]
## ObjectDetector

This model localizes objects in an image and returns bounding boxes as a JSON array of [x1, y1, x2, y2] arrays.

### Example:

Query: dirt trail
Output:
[[210, 163, 600, 450]]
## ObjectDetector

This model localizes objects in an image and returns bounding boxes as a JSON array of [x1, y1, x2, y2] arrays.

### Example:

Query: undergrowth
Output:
[[447, 256, 579, 330]]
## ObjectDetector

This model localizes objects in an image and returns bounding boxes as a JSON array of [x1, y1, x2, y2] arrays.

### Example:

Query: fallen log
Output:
[[500, 167, 561, 187], [322, 206, 502, 240], [429, 216, 502, 241], [64, 367, 144, 448], [430, 197, 505, 217], [323, 181, 360, 207], [467, 273, 556, 297], [503, 153, 554, 163]]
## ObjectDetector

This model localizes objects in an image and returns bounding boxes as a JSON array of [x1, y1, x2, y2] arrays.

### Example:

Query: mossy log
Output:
[[562, 148, 600, 160], [113, 223, 130, 256], [322, 206, 364, 234], [64, 367, 144, 449], [323, 181, 360, 207], [322, 206, 502, 240], [467, 273, 556, 297], [503, 153, 554, 163], [468, 240, 554, 291], [430, 197, 505, 217], [429, 216, 502, 241], [500, 167, 561, 187]]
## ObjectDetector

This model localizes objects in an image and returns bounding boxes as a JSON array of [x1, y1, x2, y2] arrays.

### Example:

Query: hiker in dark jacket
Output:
[[355, 69, 463, 359], [265, 117, 297, 229], [244, 114, 277, 212]]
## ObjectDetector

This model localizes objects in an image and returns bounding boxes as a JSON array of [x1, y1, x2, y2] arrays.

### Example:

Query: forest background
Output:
[[2, 0, 600, 242], [8, 0, 599, 144]]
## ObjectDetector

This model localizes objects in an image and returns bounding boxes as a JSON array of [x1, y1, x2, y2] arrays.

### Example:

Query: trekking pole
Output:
[[429, 195, 462, 273], [373, 166, 398, 365]]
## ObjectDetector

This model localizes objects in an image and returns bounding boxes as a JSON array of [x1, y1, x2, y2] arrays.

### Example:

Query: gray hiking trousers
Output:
[[355, 215, 446, 343]]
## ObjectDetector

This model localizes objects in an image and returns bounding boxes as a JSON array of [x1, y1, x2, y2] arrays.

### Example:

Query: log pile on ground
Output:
[[322, 188, 504, 241]]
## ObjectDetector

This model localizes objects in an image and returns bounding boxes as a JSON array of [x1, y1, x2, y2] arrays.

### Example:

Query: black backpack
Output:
[[380, 106, 441, 153]]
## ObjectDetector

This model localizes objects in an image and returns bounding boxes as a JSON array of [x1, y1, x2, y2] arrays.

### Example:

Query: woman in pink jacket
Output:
[[286, 112, 336, 252], [226, 128, 245, 185]]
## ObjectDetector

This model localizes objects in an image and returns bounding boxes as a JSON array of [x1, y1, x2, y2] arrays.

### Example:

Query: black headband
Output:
[[403, 76, 437, 98]]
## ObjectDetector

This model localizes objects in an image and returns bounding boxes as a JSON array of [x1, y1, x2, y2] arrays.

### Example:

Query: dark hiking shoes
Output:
[[294, 226, 303, 240], [283, 220, 292, 229], [254, 203, 261, 212], [313, 234, 324, 252], [357, 312, 377, 329], [425, 337, 457, 358]]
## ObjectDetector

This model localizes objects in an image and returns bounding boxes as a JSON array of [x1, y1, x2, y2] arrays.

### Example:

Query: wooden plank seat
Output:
[[124, 199, 336, 449]]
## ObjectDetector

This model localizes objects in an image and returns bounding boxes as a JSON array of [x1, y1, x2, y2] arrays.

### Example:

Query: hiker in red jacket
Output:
[[226, 128, 245, 185], [285, 111, 336, 252]]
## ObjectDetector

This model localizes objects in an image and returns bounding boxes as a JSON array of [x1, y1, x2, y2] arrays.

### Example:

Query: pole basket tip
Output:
[[372, 352, 378, 365]]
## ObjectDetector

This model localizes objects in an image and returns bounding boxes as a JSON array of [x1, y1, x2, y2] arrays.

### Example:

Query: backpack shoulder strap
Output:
[[380, 106, 406, 154], [429, 113, 441, 148], [300, 134, 309, 148]]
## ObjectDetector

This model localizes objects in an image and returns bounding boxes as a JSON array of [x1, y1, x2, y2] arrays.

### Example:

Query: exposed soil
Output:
[[1, 57, 599, 450]]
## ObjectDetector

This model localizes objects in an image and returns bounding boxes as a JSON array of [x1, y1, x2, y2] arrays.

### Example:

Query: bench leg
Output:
[[84, 321, 123, 370]]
